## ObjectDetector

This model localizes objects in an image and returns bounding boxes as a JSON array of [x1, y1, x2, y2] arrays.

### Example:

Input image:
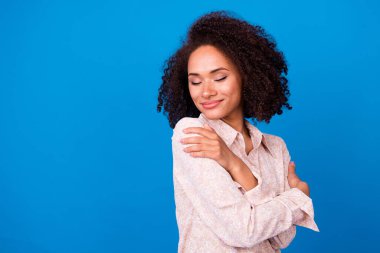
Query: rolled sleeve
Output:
[[275, 187, 320, 232]]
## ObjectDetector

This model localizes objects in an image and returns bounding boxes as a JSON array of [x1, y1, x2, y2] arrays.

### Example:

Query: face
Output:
[[187, 45, 243, 121]]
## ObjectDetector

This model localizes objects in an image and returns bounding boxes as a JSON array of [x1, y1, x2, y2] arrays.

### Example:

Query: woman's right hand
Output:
[[287, 161, 310, 197]]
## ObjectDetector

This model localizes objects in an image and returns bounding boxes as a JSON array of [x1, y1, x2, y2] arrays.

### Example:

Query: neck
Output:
[[221, 111, 249, 137]]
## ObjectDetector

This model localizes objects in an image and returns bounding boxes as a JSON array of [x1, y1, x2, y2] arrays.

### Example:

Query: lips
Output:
[[201, 99, 223, 109], [201, 99, 223, 105]]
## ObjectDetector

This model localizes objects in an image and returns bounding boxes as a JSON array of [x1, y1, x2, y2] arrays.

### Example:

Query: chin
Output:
[[200, 110, 226, 120]]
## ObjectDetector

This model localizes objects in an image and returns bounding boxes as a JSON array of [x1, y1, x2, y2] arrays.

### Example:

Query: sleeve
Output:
[[234, 180, 296, 250], [172, 118, 319, 248], [268, 137, 320, 250], [274, 137, 320, 231], [268, 137, 297, 249]]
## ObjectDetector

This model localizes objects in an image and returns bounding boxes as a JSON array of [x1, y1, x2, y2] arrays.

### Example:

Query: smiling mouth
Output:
[[201, 99, 223, 105], [201, 99, 223, 109]]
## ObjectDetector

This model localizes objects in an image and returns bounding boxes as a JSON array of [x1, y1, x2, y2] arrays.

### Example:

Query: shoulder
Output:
[[263, 133, 286, 145], [262, 133, 288, 154], [174, 117, 203, 130], [171, 117, 203, 140]]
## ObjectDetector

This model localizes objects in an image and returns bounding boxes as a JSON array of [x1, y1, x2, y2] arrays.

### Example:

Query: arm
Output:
[[268, 137, 298, 249], [172, 118, 319, 248], [233, 183, 297, 250], [267, 136, 321, 249], [233, 179, 297, 250]]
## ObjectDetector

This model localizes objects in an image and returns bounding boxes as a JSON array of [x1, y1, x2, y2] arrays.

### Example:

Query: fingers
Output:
[[180, 136, 215, 146], [203, 123, 214, 131], [288, 161, 296, 174], [183, 124, 217, 140], [180, 136, 205, 144], [296, 181, 310, 197], [298, 181, 308, 188], [287, 161, 310, 195], [182, 143, 216, 153], [287, 161, 301, 188]]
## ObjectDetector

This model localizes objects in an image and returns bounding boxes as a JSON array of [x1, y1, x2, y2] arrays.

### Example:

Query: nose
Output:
[[202, 81, 216, 97]]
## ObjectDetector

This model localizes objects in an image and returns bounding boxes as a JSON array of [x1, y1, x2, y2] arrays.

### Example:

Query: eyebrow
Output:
[[188, 67, 229, 77]]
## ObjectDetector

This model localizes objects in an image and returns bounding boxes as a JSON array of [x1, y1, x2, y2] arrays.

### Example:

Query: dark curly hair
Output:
[[156, 10, 292, 129]]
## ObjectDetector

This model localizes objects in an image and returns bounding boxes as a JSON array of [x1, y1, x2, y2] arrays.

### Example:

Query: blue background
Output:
[[1, 0, 379, 252]]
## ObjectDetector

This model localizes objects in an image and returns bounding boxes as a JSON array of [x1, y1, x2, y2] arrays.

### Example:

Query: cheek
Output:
[[188, 85, 199, 100], [221, 80, 242, 100]]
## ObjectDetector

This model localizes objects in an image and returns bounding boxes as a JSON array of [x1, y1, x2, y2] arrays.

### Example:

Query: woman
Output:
[[157, 10, 319, 252]]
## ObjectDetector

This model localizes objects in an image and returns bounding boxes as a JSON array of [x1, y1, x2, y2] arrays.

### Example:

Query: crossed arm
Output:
[[172, 118, 319, 248]]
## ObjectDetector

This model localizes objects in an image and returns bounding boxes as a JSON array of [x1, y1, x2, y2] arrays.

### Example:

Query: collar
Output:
[[198, 112, 275, 157]]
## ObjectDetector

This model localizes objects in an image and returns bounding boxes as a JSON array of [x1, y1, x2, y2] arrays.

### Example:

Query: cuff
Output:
[[275, 187, 320, 232]]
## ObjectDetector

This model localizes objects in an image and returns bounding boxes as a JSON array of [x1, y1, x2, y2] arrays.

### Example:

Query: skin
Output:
[[180, 45, 310, 197]]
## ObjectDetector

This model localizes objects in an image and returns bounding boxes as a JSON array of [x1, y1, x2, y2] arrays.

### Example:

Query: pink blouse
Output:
[[171, 113, 319, 252]]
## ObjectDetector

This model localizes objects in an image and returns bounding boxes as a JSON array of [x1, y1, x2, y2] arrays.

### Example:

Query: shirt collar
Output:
[[198, 112, 275, 157]]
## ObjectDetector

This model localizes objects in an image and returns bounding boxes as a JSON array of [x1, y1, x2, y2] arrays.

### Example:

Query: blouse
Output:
[[171, 112, 320, 253]]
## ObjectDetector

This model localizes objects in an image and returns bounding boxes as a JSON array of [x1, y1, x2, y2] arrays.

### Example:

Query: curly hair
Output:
[[156, 10, 292, 129]]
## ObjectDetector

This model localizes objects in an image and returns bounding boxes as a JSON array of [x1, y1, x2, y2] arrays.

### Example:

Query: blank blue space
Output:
[[0, 1, 379, 252]]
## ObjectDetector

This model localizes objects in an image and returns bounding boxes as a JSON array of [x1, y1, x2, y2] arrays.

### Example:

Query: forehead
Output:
[[188, 45, 233, 73]]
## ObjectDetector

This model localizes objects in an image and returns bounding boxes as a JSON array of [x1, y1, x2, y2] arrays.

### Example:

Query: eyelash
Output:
[[191, 76, 227, 85]]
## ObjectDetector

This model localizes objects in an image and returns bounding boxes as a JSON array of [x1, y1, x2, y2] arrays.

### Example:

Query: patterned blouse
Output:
[[171, 113, 320, 252]]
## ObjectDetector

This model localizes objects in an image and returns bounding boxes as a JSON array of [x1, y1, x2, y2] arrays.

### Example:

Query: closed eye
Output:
[[190, 76, 227, 85], [215, 76, 227, 81]]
